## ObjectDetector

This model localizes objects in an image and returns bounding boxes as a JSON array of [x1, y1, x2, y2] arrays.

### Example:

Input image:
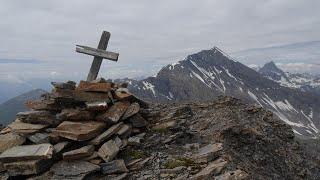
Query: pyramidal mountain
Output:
[[120, 47, 320, 139], [258, 61, 320, 95]]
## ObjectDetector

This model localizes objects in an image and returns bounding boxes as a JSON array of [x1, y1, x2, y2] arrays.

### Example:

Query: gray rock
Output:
[[90, 122, 123, 145], [4, 159, 52, 176], [129, 114, 148, 128], [0, 143, 53, 163], [17, 110, 57, 125], [0, 133, 26, 153], [96, 102, 130, 124], [63, 145, 94, 161], [51, 81, 76, 90], [193, 143, 223, 163], [190, 158, 227, 180], [28, 133, 50, 144], [101, 159, 128, 174], [98, 140, 119, 162], [122, 102, 140, 120], [49, 161, 100, 180]]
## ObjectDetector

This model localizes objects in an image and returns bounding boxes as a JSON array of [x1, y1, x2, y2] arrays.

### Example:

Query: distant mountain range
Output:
[[0, 89, 46, 125], [258, 61, 320, 95], [119, 47, 320, 139]]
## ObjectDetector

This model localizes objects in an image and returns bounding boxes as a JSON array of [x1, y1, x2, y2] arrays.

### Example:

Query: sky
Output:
[[0, 0, 320, 83]]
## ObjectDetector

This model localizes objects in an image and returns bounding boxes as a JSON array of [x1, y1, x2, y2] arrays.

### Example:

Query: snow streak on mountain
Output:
[[121, 47, 320, 139]]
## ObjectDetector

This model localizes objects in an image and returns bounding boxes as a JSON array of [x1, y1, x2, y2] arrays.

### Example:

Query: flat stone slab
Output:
[[56, 109, 94, 121], [98, 140, 119, 162], [77, 80, 112, 92], [52, 89, 111, 102], [17, 110, 56, 125], [63, 145, 94, 161], [52, 121, 106, 141], [96, 102, 130, 124], [0, 133, 26, 153], [116, 124, 132, 137], [86, 101, 109, 111], [122, 102, 140, 120], [0, 143, 53, 163], [4, 159, 52, 176], [28, 133, 50, 144], [8, 121, 48, 134], [90, 122, 123, 145], [48, 161, 100, 180], [194, 143, 223, 163], [191, 158, 227, 180], [101, 159, 128, 175]]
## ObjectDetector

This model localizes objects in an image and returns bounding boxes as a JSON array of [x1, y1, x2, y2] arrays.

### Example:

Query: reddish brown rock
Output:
[[96, 102, 130, 124], [77, 80, 112, 92], [52, 121, 106, 141]]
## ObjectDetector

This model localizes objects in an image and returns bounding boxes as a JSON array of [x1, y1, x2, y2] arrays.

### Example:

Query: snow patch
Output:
[[142, 81, 156, 97]]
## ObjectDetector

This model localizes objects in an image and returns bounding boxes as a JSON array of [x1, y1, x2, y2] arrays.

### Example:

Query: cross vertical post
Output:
[[76, 31, 119, 81]]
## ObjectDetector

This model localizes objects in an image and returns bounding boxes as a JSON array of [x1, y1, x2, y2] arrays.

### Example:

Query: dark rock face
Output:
[[130, 97, 319, 179], [119, 47, 320, 138]]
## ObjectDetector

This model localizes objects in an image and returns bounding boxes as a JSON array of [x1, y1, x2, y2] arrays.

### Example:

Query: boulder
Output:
[[128, 133, 145, 146], [52, 121, 106, 141], [90, 122, 123, 145], [96, 102, 130, 124], [101, 159, 128, 174], [63, 145, 94, 161], [0, 133, 26, 153], [0, 144, 53, 163], [98, 140, 119, 162]]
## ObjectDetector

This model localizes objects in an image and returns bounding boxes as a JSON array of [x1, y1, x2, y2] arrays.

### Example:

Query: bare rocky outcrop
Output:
[[0, 79, 318, 179]]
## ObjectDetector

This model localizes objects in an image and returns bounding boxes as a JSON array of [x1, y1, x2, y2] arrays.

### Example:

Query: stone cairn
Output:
[[0, 78, 149, 179]]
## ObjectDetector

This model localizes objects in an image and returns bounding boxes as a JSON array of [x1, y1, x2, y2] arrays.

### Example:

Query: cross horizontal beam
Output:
[[76, 45, 119, 61]]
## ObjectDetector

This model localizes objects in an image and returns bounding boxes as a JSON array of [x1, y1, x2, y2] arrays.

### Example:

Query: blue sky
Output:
[[0, 0, 320, 83]]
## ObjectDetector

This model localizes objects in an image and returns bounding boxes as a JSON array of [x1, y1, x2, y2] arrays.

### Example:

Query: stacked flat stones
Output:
[[0, 79, 148, 179]]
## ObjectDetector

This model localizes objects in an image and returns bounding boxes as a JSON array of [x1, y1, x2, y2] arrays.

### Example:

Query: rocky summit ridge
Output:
[[0, 79, 319, 179], [120, 47, 320, 139]]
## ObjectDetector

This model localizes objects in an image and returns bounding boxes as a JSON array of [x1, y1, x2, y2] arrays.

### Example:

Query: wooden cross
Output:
[[76, 31, 119, 81]]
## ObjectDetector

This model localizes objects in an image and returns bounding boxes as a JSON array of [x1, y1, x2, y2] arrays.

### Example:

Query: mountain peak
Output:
[[259, 61, 285, 76]]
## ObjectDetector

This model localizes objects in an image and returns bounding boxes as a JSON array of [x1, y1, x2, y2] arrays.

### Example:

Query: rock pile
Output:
[[0, 79, 149, 179]]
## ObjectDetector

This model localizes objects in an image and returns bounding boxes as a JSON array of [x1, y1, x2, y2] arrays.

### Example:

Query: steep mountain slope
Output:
[[0, 89, 47, 125], [123, 47, 320, 138]]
